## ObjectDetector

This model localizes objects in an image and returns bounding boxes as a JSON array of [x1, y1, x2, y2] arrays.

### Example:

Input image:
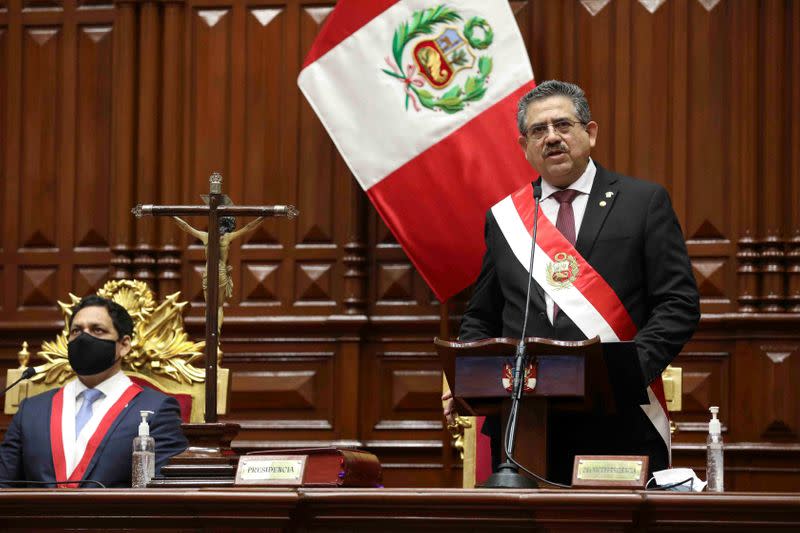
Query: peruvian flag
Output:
[[298, 0, 536, 301]]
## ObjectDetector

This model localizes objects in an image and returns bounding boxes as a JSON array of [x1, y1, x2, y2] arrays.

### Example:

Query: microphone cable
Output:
[[502, 182, 572, 490], [0, 479, 107, 488]]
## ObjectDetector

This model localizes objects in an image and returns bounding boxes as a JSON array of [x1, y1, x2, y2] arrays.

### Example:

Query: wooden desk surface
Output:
[[0, 488, 798, 531]]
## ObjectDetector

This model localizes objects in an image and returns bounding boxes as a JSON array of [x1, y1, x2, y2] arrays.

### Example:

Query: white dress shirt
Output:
[[538, 159, 597, 323], [60, 370, 133, 477]]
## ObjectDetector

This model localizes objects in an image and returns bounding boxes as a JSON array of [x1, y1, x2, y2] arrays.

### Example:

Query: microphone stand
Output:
[[481, 183, 542, 489], [0, 367, 36, 398]]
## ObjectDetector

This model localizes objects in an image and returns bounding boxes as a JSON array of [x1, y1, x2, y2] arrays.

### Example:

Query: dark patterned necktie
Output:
[[550, 189, 580, 320]]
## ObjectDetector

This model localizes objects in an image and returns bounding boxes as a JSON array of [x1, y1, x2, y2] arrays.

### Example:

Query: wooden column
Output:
[[342, 187, 367, 316], [732, 0, 760, 313], [787, 2, 800, 313], [759, 0, 787, 313], [110, 0, 138, 280], [157, 0, 185, 297], [132, 0, 160, 286]]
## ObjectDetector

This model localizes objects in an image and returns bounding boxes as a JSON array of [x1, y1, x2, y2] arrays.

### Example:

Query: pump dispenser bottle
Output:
[[132, 410, 156, 488], [706, 406, 724, 492]]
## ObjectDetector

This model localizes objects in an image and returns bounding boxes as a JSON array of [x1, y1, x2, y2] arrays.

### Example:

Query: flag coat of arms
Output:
[[298, 0, 536, 301]]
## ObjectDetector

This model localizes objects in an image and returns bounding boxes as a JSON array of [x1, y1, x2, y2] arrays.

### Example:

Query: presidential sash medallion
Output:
[[545, 252, 579, 289]]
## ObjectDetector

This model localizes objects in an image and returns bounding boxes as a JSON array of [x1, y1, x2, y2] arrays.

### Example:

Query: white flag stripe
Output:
[[491, 196, 621, 343], [298, 0, 533, 191]]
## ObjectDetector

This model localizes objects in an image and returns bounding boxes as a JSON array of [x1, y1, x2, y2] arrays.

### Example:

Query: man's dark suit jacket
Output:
[[0, 385, 188, 487], [459, 163, 700, 482]]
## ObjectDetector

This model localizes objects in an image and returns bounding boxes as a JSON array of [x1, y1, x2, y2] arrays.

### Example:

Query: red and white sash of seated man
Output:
[[491, 185, 671, 461]]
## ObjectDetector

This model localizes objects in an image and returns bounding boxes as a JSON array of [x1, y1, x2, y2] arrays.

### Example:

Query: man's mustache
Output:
[[543, 143, 568, 157]]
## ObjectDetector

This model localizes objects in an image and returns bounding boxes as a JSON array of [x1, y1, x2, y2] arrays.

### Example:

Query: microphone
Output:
[[514, 182, 543, 394], [0, 367, 36, 398], [482, 182, 545, 489]]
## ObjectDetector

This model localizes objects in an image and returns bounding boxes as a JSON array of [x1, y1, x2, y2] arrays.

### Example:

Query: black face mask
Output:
[[67, 332, 119, 376]]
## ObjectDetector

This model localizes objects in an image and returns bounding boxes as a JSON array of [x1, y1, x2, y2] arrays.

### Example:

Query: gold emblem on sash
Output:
[[546, 252, 579, 289]]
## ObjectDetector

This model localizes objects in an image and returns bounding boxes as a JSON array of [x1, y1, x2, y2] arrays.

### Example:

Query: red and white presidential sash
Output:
[[491, 185, 672, 460], [50, 384, 143, 488]]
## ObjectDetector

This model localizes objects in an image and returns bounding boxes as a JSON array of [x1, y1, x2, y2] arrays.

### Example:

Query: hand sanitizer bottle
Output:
[[132, 410, 155, 488], [706, 406, 724, 492]]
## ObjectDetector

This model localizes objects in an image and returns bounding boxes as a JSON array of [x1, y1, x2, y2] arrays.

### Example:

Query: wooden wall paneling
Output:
[[362, 339, 443, 442], [73, 23, 114, 296], [752, 341, 799, 441], [0, 3, 14, 318], [110, 0, 137, 280], [611, 0, 632, 174], [759, 0, 786, 312], [670, 349, 731, 440], [0, 9, 6, 269], [683, 1, 734, 313], [509, 3, 531, 64], [340, 184, 367, 315], [181, 2, 232, 308], [669, 0, 688, 236], [629, 1, 669, 192], [74, 25, 112, 251], [238, 3, 290, 311], [335, 336, 359, 440], [57, 1, 76, 302], [18, 16, 62, 313], [158, 0, 186, 298], [731, 0, 759, 312], [132, 1, 160, 285], [20, 25, 60, 253], [294, 4, 342, 314], [222, 343, 336, 440], [788, 2, 800, 313]]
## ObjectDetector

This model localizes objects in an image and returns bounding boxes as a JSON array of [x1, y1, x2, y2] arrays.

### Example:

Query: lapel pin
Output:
[[605, 191, 614, 198], [599, 201, 607, 207]]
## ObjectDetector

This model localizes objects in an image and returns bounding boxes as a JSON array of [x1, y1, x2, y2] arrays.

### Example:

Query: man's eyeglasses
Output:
[[525, 119, 586, 141]]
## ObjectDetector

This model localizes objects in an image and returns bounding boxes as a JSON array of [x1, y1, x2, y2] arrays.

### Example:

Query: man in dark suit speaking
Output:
[[444, 80, 700, 484], [0, 296, 187, 487]]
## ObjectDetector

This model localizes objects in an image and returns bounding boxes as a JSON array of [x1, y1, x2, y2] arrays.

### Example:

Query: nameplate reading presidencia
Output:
[[235, 455, 307, 486], [571, 455, 649, 489]]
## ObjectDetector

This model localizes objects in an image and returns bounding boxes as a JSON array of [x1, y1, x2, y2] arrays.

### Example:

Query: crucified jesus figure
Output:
[[172, 215, 264, 333]]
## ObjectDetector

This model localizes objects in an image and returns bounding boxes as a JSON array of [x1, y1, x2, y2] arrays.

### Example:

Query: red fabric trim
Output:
[[474, 416, 493, 485], [50, 389, 67, 487], [301, 0, 398, 69], [366, 82, 535, 301], [649, 377, 670, 419], [128, 376, 192, 423], [52, 384, 143, 488], [509, 187, 639, 341]]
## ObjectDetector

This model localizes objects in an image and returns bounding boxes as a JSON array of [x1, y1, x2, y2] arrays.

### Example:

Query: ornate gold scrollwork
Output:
[[447, 415, 472, 460]]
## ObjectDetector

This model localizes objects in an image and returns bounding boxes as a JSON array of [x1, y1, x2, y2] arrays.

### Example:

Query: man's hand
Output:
[[442, 391, 456, 426]]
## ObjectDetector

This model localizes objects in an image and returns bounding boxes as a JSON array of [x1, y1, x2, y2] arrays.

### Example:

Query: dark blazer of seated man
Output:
[[0, 295, 188, 488]]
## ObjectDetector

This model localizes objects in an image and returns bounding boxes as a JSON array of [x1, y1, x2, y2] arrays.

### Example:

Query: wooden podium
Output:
[[436, 336, 638, 483]]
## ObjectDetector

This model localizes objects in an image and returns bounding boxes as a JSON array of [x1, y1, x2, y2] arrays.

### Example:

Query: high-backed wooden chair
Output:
[[4, 280, 230, 424], [444, 365, 683, 488]]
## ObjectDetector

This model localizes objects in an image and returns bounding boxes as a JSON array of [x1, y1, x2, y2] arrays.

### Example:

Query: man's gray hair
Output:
[[516, 80, 592, 135]]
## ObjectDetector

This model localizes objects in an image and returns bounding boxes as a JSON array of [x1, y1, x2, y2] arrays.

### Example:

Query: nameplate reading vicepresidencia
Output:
[[235, 455, 307, 486]]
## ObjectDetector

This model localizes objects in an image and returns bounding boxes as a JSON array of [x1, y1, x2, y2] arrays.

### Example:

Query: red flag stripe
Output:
[[302, 0, 398, 69], [367, 82, 535, 301]]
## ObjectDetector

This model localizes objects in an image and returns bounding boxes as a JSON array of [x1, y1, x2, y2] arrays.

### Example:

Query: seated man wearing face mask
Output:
[[0, 295, 188, 487]]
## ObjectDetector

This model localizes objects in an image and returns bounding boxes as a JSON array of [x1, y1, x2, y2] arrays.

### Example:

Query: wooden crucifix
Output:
[[132, 172, 298, 422]]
